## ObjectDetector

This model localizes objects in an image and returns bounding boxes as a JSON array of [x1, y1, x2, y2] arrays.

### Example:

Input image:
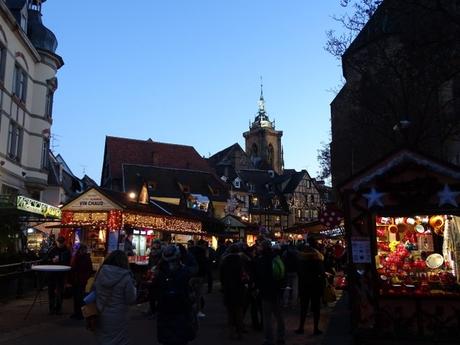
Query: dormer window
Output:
[[147, 181, 157, 191], [248, 183, 255, 192], [233, 178, 241, 189]]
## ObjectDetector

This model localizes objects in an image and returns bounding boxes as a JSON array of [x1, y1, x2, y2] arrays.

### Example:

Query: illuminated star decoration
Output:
[[438, 184, 460, 207], [363, 187, 385, 208]]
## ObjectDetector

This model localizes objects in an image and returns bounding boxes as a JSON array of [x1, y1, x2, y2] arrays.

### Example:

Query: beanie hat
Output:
[[162, 245, 180, 262]]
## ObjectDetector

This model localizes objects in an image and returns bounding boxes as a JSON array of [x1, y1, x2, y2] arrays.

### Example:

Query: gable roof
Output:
[[47, 151, 82, 195], [207, 142, 254, 171], [340, 148, 460, 191], [122, 164, 230, 202], [208, 143, 242, 166], [102, 136, 213, 185]]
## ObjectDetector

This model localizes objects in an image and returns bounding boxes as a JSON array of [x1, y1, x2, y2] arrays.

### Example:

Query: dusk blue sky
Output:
[[42, 1, 346, 183]]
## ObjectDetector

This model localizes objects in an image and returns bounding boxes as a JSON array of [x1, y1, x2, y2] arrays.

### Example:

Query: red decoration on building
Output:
[[62, 211, 74, 224], [108, 210, 123, 230], [318, 205, 343, 229]]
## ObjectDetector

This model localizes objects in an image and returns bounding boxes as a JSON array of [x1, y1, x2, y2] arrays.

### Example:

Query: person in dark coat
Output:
[[254, 240, 285, 345], [70, 243, 93, 320], [156, 245, 196, 345], [147, 239, 163, 317], [220, 243, 248, 339], [295, 239, 326, 336], [281, 242, 298, 307], [124, 234, 135, 256], [94, 250, 137, 345], [46, 236, 71, 315], [188, 240, 207, 318]]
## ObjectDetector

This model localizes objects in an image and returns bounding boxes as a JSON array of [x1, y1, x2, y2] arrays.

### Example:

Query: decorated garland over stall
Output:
[[61, 210, 202, 234]]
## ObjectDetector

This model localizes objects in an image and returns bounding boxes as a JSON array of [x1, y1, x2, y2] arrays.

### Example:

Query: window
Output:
[[1, 184, 18, 196], [7, 121, 23, 162], [0, 45, 6, 84], [13, 65, 27, 103], [267, 144, 274, 164], [45, 89, 54, 118], [147, 181, 157, 191], [234, 179, 240, 188], [41, 139, 49, 169], [251, 143, 258, 157]]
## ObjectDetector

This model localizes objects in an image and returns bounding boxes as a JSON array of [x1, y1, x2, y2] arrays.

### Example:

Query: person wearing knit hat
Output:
[[156, 244, 197, 345]]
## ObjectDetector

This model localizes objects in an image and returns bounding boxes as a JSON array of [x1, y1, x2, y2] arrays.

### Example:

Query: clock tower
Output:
[[243, 82, 284, 174]]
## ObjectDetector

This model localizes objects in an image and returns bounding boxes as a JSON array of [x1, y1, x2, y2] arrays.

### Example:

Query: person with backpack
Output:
[[254, 240, 286, 345], [295, 239, 326, 336], [281, 242, 298, 307], [156, 245, 197, 345]]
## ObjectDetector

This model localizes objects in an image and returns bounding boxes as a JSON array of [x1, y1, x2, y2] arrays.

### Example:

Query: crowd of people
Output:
[[42, 234, 346, 345]]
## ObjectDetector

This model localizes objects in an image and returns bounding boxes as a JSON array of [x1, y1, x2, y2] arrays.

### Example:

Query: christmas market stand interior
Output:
[[60, 187, 203, 269], [340, 149, 460, 342]]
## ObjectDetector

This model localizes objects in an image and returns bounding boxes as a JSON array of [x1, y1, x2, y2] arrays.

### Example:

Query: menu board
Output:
[[352, 237, 372, 263]]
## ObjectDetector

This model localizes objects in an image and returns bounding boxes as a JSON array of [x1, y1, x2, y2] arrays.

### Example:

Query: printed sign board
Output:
[[63, 189, 121, 211]]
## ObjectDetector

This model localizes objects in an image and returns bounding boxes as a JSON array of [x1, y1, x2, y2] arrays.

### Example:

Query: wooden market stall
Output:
[[340, 149, 460, 342], [60, 187, 203, 269]]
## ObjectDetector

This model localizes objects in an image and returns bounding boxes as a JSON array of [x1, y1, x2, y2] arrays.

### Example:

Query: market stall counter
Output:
[[339, 149, 460, 342]]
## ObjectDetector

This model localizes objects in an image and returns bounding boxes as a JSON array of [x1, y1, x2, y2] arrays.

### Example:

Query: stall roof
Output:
[[340, 148, 460, 191], [283, 221, 325, 234], [62, 187, 177, 216]]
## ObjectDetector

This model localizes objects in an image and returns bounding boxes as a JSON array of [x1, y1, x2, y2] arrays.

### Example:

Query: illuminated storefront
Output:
[[61, 188, 203, 267], [340, 149, 460, 342]]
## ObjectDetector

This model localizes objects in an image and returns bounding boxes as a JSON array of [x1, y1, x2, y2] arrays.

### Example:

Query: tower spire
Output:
[[258, 76, 265, 112]]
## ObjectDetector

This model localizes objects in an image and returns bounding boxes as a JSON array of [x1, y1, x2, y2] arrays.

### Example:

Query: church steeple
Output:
[[243, 79, 283, 174], [251, 77, 274, 129], [258, 78, 265, 112]]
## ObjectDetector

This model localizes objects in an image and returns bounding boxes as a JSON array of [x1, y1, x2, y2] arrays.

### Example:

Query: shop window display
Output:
[[376, 215, 460, 296]]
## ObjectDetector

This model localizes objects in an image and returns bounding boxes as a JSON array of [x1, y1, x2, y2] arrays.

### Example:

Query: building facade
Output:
[[0, 0, 63, 199], [330, 0, 460, 187]]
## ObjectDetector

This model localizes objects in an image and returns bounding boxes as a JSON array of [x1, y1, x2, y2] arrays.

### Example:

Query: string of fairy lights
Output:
[[61, 210, 202, 234]]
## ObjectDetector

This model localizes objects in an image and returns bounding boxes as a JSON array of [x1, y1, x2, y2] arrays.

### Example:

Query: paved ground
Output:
[[0, 284, 352, 345]]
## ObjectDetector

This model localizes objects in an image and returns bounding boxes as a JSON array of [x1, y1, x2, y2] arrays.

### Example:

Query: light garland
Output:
[[73, 212, 108, 222], [61, 210, 202, 234], [123, 213, 202, 233]]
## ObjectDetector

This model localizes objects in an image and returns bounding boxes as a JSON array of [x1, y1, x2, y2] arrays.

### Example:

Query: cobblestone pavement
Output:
[[0, 284, 349, 345]]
